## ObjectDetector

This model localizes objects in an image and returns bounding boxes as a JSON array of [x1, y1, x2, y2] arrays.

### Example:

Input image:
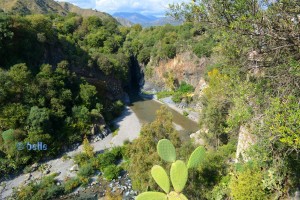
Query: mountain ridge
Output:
[[0, 0, 117, 23], [113, 12, 182, 27]]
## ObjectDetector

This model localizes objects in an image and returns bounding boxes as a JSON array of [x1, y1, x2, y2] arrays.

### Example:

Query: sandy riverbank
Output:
[[0, 106, 142, 199]]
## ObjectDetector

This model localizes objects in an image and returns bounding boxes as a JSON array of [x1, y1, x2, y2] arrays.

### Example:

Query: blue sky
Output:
[[56, 0, 189, 16]]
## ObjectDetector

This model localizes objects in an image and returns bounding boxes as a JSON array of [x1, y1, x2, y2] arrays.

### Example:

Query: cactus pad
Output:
[[157, 139, 176, 162], [168, 191, 188, 200], [151, 165, 170, 193], [170, 160, 188, 193], [187, 146, 206, 169], [136, 192, 167, 200]]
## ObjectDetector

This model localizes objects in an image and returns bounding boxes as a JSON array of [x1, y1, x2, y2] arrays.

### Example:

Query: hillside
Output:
[[58, 2, 118, 23], [0, 0, 67, 15], [0, 0, 117, 23]]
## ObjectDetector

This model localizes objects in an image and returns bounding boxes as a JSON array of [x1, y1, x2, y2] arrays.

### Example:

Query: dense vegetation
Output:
[[0, 12, 129, 176]]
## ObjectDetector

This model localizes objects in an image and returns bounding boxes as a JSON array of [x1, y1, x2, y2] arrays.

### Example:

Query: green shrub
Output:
[[97, 152, 116, 171], [78, 163, 94, 178], [193, 36, 215, 58], [157, 91, 174, 99], [183, 111, 189, 117], [74, 153, 90, 166], [229, 167, 268, 200], [177, 82, 194, 93], [103, 165, 121, 181], [171, 92, 182, 103], [64, 177, 81, 193], [110, 146, 124, 159]]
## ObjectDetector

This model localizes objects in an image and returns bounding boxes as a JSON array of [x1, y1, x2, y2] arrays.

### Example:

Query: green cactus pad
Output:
[[187, 146, 206, 169], [151, 165, 170, 193], [168, 191, 188, 200], [157, 139, 176, 162], [136, 192, 167, 200], [170, 160, 188, 193]]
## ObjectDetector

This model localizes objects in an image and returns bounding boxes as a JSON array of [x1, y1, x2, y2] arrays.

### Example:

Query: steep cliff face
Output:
[[143, 51, 207, 96]]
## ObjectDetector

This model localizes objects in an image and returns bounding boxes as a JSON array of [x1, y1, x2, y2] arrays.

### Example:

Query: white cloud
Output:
[[56, 0, 189, 16]]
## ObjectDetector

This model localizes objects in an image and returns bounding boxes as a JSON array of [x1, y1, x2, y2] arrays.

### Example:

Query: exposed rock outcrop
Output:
[[236, 126, 257, 162]]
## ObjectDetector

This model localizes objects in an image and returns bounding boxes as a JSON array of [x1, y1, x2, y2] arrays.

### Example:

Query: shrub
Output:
[[193, 36, 215, 58], [64, 177, 81, 193], [74, 153, 90, 166], [78, 163, 94, 178], [97, 151, 116, 171], [229, 167, 268, 200], [103, 165, 121, 181], [183, 111, 189, 117], [157, 91, 174, 99], [177, 82, 194, 93]]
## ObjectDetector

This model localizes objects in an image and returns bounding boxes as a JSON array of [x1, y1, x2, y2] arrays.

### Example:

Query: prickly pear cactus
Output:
[[170, 160, 188, 193], [136, 192, 167, 200], [136, 139, 206, 200], [168, 191, 188, 200], [157, 139, 176, 162], [151, 165, 170, 193], [187, 146, 206, 169]]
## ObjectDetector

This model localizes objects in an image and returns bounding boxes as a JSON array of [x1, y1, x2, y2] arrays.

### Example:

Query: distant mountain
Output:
[[0, 0, 117, 23], [113, 12, 181, 27], [114, 16, 134, 27]]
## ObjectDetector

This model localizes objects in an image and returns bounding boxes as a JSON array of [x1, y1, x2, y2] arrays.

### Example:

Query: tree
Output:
[[83, 135, 94, 158], [26, 106, 50, 133], [79, 83, 97, 108], [126, 106, 180, 191]]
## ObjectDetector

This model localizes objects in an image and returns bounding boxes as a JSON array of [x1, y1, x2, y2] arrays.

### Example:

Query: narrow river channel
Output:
[[129, 94, 199, 140]]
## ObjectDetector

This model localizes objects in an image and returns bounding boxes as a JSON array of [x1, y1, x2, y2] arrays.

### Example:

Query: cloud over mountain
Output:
[[56, 0, 189, 15]]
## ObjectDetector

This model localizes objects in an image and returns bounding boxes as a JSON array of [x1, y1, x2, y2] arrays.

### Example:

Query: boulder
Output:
[[31, 163, 39, 172], [70, 164, 79, 172]]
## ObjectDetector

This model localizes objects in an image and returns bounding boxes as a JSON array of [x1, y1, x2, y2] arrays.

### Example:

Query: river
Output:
[[129, 95, 199, 140], [61, 95, 199, 200]]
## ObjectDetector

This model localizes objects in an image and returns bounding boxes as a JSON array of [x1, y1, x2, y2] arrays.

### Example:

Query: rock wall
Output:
[[143, 51, 207, 95], [236, 126, 257, 162]]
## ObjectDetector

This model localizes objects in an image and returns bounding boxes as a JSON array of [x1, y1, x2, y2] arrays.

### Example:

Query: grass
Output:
[[112, 128, 119, 137], [156, 90, 174, 99]]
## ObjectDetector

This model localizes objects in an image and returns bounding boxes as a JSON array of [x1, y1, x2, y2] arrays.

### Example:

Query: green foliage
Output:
[[1, 129, 15, 142], [77, 163, 94, 178], [229, 167, 268, 200], [74, 153, 90, 166], [103, 164, 121, 181], [193, 36, 215, 58], [97, 151, 116, 171], [64, 177, 81, 193], [126, 106, 180, 191], [171, 82, 195, 103], [14, 173, 64, 200], [264, 96, 300, 149], [157, 91, 174, 99], [83, 135, 94, 158]]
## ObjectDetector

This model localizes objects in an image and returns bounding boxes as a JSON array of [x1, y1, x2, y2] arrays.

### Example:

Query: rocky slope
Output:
[[143, 51, 207, 96]]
